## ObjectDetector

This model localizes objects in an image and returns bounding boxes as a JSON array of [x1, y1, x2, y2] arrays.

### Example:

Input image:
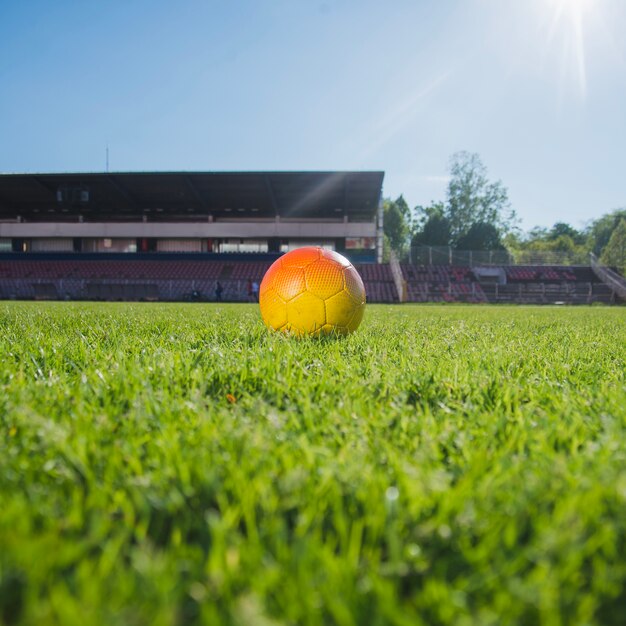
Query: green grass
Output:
[[1, 302, 626, 626]]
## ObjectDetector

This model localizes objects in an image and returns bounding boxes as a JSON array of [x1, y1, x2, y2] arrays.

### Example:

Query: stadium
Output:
[[2, 170, 626, 626], [3, 0, 626, 622], [1, 171, 624, 305]]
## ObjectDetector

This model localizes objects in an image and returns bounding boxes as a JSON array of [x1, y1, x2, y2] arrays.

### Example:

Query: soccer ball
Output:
[[259, 247, 366, 336]]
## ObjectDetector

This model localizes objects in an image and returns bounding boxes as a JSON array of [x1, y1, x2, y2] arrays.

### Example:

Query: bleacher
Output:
[[353, 263, 398, 303], [505, 266, 577, 282], [399, 263, 622, 305], [0, 255, 400, 303], [0, 254, 622, 304], [480, 265, 618, 304], [401, 265, 487, 303], [0, 258, 237, 281]]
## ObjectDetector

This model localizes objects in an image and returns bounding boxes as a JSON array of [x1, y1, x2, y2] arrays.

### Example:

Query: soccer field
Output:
[[1, 302, 625, 625]]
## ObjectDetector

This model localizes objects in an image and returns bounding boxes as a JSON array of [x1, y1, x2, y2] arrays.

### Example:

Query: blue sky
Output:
[[1, 0, 624, 230]]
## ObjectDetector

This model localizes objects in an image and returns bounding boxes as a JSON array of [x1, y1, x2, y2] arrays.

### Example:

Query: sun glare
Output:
[[542, 0, 599, 98]]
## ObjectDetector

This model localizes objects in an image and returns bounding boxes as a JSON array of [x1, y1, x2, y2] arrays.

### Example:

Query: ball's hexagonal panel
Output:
[[325, 289, 363, 331], [321, 249, 352, 268], [287, 291, 326, 334], [308, 323, 349, 337], [281, 247, 321, 268], [272, 266, 307, 302], [305, 259, 344, 300], [343, 265, 366, 304], [346, 302, 365, 333], [321, 323, 349, 336], [259, 287, 287, 330]]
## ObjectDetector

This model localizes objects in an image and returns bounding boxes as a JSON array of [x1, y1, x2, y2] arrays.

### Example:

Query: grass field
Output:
[[1, 302, 625, 626]]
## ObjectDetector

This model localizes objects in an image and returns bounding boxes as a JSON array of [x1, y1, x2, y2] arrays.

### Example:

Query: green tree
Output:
[[600, 218, 626, 275], [418, 214, 451, 247], [383, 196, 411, 258], [446, 151, 517, 243], [588, 209, 626, 256], [394, 195, 413, 227], [456, 222, 504, 251], [548, 222, 585, 245], [526, 226, 549, 242], [503, 223, 590, 264], [412, 202, 451, 247]]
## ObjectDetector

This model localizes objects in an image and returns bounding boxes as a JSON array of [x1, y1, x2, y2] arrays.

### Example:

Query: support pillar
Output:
[[376, 194, 384, 264]]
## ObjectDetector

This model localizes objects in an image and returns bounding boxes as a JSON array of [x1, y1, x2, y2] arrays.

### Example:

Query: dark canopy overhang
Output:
[[0, 171, 384, 222]]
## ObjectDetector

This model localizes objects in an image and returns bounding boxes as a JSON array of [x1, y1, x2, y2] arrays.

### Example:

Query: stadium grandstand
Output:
[[0, 171, 624, 304]]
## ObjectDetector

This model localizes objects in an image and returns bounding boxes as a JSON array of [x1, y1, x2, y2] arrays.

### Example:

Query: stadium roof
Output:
[[0, 171, 384, 222]]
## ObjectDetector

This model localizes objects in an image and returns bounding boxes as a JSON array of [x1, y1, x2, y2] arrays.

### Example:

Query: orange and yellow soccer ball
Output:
[[259, 247, 366, 336]]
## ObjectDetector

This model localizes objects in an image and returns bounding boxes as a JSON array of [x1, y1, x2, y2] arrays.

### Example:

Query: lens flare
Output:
[[543, 0, 597, 99]]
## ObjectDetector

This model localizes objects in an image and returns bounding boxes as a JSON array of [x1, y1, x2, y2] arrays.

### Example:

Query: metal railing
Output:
[[410, 246, 590, 267], [590, 253, 626, 300], [389, 251, 407, 302]]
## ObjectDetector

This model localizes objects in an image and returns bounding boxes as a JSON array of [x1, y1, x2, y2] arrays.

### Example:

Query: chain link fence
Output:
[[410, 246, 590, 266]]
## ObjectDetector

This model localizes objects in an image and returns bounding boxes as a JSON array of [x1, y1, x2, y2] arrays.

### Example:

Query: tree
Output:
[[548, 222, 585, 245], [588, 209, 626, 256], [600, 218, 626, 275], [456, 222, 504, 251], [412, 202, 451, 247], [418, 214, 451, 247], [446, 152, 517, 243], [394, 195, 413, 228], [383, 196, 411, 258], [546, 235, 580, 253]]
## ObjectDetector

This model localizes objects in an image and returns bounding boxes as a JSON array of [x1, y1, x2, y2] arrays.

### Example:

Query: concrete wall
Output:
[[0, 220, 376, 239]]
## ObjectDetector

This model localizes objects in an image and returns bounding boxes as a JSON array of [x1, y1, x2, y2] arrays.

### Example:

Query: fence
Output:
[[410, 246, 590, 267]]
